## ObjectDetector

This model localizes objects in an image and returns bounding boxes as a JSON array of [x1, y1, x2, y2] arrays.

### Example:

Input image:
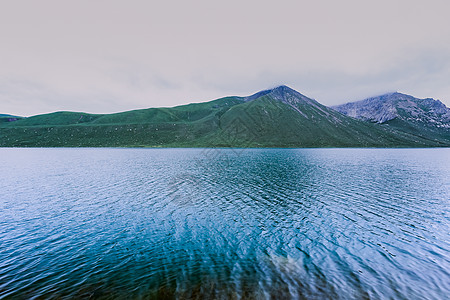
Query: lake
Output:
[[0, 148, 449, 299]]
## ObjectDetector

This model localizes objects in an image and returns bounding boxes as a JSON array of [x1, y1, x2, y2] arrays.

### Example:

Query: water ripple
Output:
[[0, 148, 449, 299]]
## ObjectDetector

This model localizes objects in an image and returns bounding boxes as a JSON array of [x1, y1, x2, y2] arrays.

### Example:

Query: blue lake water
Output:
[[0, 148, 449, 299]]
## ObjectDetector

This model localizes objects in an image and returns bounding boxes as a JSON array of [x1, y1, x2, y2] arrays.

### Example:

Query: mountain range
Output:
[[1, 86, 449, 147]]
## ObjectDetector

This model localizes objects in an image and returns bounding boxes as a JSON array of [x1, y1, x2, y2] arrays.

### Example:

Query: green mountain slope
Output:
[[1, 86, 449, 147], [0, 96, 245, 147]]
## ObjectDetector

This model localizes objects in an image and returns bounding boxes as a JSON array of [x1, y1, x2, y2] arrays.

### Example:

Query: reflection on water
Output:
[[0, 148, 449, 299]]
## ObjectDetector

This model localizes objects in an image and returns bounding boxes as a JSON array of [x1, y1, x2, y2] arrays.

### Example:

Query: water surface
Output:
[[0, 148, 449, 299]]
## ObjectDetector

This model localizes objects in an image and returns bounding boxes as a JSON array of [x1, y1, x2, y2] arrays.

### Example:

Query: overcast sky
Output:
[[1, 0, 450, 116]]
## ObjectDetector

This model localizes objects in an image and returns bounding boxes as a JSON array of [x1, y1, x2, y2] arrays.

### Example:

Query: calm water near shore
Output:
[[0, 148, 449, 299]]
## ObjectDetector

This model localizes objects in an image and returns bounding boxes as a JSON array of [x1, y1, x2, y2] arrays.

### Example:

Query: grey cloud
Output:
[[191, 47, 450, 106], [1, 0, 450, 115]]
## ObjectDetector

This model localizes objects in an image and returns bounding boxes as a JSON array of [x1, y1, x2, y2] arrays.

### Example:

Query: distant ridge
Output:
[[1, 86, 449, 147]]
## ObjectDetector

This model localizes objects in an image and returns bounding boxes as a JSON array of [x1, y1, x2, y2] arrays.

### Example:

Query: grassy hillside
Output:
[[384, 118, 450, 146], [1, 87, 449, 147], [0, 96, 245, 147]]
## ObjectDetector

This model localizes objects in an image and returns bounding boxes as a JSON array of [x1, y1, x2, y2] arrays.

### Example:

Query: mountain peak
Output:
[[266, 85, 303, 96], [362, 92, 446, 110], [245, 85, 316, 105], [361, 92, 410, 103], [271, 85, 294, 92]]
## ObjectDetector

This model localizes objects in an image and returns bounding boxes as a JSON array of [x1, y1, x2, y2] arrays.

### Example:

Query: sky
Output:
[[1, 0, 450, 116]]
